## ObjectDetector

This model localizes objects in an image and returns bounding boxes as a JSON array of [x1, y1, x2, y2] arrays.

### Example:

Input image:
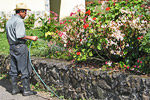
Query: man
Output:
[[6, 3, 38, 96]]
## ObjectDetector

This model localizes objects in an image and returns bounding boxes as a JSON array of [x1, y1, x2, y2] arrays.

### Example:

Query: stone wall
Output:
[[0, 54, 150, 100]]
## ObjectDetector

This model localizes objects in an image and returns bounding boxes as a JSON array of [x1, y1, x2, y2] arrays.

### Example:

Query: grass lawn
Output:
[[0, 29, 45, 55], [0, 32, 9, 55]]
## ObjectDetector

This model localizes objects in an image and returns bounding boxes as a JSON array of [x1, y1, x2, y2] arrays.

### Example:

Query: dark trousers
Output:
[[9, 44, 32, 79]]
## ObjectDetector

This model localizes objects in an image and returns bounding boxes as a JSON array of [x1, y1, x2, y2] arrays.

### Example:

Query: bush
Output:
[[0, 12, 7, 32], [24, 14, 36, 29], [57, 0, 149, 73], [40, 0, 150, 73]]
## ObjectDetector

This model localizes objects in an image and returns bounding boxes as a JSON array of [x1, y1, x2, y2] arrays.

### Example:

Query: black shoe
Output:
[[11, 77, 20, 95], [23, 90, 37, 96], [22, 78, 37, 96]]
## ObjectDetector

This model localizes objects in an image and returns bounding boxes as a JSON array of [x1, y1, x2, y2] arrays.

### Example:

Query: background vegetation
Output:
[[0, 0, 150, 74]]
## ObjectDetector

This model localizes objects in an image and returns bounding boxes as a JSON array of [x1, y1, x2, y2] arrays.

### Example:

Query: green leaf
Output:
[[87, 42, 91, 47], [89, 29, 94, 33], [89, 51, 93, 56], [97, 44, 102, 50]]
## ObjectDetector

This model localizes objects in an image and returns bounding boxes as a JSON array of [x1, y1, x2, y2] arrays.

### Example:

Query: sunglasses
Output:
[[20, 10, 27, 12]]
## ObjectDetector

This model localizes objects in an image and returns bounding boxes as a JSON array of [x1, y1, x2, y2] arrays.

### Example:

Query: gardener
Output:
[[6, 3, 38, 96]]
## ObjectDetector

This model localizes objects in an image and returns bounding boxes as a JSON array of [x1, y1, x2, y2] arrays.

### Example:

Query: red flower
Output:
[[76, 52, 81, 55], [141, 36, 143, 38], [83, 24, 89, 29], [93, 17, 96, 20], [106, 0, 109, 1], [137, 37, 141, 40], [80, 39, 82, 42], [113, 3, 115, 6], [85, 10, 91, 15], [106, 7, 111, 11]]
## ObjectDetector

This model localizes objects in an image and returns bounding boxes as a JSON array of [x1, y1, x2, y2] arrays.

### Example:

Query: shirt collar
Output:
[[15, 14, 22, 19]]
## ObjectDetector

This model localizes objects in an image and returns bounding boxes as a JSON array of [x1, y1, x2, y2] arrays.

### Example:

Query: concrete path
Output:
[[0, 78, 60, 100]]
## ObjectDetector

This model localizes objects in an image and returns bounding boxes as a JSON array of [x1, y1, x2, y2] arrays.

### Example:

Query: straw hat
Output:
[[14, 3, 31, 11]]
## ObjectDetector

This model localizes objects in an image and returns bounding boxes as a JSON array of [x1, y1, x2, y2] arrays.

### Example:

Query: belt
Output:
[[10, 41, 26, 45]]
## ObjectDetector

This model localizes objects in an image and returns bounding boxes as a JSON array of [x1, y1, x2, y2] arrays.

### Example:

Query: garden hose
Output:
[[29, 41, 63, 100]]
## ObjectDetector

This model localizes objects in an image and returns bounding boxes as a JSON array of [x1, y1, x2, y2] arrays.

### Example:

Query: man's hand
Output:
[[21, 36, 38, 41], [31, 36, 38, 41]]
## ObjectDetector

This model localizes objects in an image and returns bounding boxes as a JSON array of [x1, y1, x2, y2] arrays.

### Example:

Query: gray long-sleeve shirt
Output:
[[6, 14, 26, 45]]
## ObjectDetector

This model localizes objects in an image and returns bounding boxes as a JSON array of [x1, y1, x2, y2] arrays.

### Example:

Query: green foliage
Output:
[[24, 14, 36, 29], [0, 74, 8, 80], [39, 11, 74, 60], [39, 11, 61, 38], [140, 29, 150, 54], [0, 32, 9, 54], [49, 0, 150, 74], [0, 13, 7, 33]]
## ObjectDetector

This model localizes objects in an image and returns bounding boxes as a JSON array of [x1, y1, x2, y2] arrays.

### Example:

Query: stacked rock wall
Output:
[[0, 55, 150, 100]]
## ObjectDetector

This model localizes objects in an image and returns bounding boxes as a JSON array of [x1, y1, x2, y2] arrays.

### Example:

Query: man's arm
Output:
[[21, 36, 38, 41]]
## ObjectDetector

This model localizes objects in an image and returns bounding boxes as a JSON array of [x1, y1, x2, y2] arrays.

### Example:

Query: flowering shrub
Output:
[[53, 0, 150, 73], [40, 0, 150, 73], [40, 11, 60, 38], [0, 12, 7, 32], [40, 11, 73, 60], [24, 14, 36, 29]]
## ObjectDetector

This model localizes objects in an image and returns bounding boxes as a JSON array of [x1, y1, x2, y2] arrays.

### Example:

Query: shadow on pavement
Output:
[[0, 78, 12, 93]]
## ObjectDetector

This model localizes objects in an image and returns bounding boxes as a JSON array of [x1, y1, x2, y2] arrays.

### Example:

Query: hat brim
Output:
[[14, 8, 31, 11]]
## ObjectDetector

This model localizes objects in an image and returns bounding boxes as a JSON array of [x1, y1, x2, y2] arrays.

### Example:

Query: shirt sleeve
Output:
[[16, 20, 26, 38]]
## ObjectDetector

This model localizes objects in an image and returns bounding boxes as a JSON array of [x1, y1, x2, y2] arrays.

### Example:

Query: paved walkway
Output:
[[0, 78, 60, 100]]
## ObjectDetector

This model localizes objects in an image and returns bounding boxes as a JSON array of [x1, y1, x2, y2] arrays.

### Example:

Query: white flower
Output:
[[110, 50, 114, 54], [107, 61, 112, 66], [64, 44, 67, 47]]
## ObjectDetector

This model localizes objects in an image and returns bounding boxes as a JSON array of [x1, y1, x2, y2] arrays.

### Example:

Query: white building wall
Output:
[[59, 0, 85, 20], [0, 0, 45, 11]]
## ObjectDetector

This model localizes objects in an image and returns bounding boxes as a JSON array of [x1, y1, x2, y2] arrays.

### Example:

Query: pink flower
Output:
[[70, 12, 76, 16], [58, 32, 64, 37], [134, 65, 136, 68], [32, 86, 35, 89], [124, 65, 126, 67], [141, 36, 143, 38], [127, 66, 130, 69], [50, 11, 58, 16], [68, 19, 72, 22], [137, 60, 139, 63], [140, 61, 142, 63], [77, 9, 81, 12], [105, 62, 108, 64], [60, 20, 66, 24]]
